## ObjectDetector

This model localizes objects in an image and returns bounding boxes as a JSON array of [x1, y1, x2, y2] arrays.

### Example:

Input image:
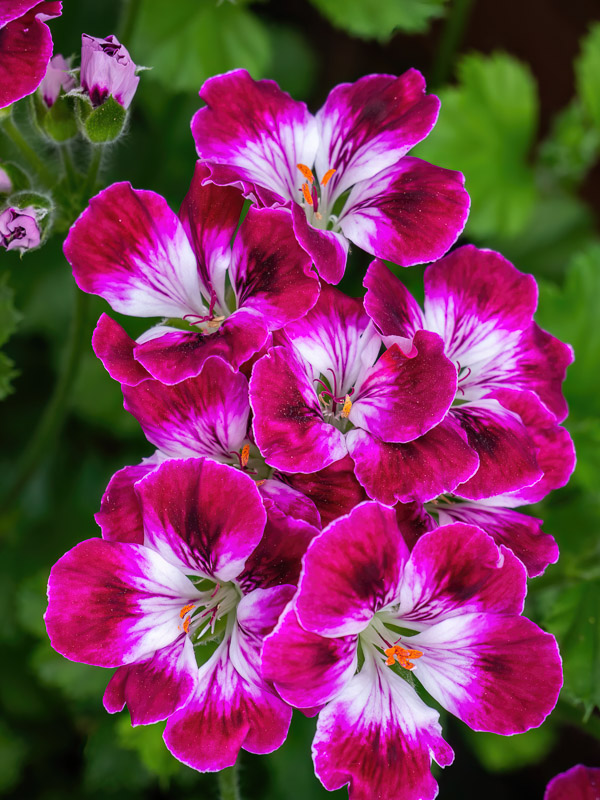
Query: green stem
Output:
[[430, 0, 475, 88], [1, 289, 90, 510], [61, 145, 79, 192], [119, 0, 142, 42], [1, 116, 56, 187], [217, 765, 242, 800], [81, 146, 103, 201]]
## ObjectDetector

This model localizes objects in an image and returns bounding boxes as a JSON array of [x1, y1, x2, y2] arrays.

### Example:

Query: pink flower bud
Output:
[[80, 34, 139, 110], [39, 53, 76, 108], [0, 206, 41, 252], [0, 168, 12, 194]]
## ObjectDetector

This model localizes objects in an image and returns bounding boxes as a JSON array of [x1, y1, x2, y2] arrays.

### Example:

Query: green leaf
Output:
[[116, 717, 181, 786], [540, 101, 600, 185], [415, 52, 539, 239], [542, 578, 600, 718], [0, 273, 21, 400], [306, 0, 448, 39], [463, 725, 557, 773], [131, 0, 272, 93], [576, 23, 600, 129]]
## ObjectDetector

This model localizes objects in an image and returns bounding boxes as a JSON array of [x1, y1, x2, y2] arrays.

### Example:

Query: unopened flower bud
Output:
[[0, 206, 41, 252], [39, 54, 76, 108], [0, 167, 12, 195], [80, 34, 139, 110]]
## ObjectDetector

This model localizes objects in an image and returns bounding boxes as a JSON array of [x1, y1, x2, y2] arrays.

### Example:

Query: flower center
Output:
[[361, 615, 423, 672], [314, 368, 354, 429], [384, 644, 423, 671], [178, 581, 240, 644], [296, 163, 336, 224]]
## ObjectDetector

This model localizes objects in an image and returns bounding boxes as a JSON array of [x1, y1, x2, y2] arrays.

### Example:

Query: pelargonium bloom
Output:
[[80, 33, 139, 109], [0, 205, 41, 251], [364, 246, 573, 500], [250, 283, 479, 503], [192, 69, 470, 283], [0, 1, 62, 109], [263, 502, 563, 800], [544, 765, 600, 800], [64, 161, 319, 384], [46, 457, 318, 771], [38, 52, 75, 107]]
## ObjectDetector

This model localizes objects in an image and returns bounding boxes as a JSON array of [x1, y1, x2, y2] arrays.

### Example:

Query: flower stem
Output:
[[217, 765, 242, 800], [430, 0, 475, 87], [1, 288, 90, 510], [81, 146, 103, 201], [1, 115, 56, 188]]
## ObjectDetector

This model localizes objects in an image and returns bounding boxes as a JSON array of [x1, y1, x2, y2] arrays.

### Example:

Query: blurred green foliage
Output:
[[1, 1, 599, 798]]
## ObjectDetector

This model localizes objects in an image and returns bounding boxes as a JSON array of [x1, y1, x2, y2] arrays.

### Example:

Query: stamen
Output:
[[179, 603, 195, 619], [207, 315, 225, 328], [321, 168, 336, 186], [296, 163, 315, 183], [341, 395, 352, 418], [302, 183, 313, 205], [241, 444, 250, 467], [183, 616, 192, 634], [384, 644, 423, 671]]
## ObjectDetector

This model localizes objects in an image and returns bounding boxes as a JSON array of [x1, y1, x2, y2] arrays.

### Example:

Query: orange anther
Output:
[[296, 163, 315, 183], [183, 616, 191, 634], [341, 395, 352, 419], [384, 644, 423, 670], [321, 168, 336, 186], [241, 444, 250, 467], [302, 182, 313, 205], [256, 479, 266, 486], [179, 603, 195, 619]]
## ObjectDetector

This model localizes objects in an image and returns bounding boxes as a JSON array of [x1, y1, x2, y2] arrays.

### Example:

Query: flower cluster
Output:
[[45, 69, 573, 799]]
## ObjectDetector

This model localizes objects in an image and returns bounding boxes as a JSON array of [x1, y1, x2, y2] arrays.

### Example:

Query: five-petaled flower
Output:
[[191, 69, 470, 283], [263, 502, 563, 800]]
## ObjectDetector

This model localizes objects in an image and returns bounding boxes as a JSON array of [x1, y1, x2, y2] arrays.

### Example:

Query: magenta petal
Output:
[[250, 347, 347, 473], [91, 314, 151, 386], [133, 310, 270, 384], [412, 614, 562, 734], [122, 358, 250, 460], [452, 401, 542, 500], [436, 502, 558, 578], [291, 202, 348, 284], [96, 461, 157, 544], [394, 501, 437, 550], [239, 505, 318, 591], [258, 479, 321, 528], [514, 323, 573, 422], [0, 1, 42, 26], [0, 3, 59, 108], [544, 765, 600, 800], [347, 418, 479, 505], [164, 589, 294, 770], [45, 539, 199, 667], [135, 458, 266, 581], [282, 454, 368, 527], [232, 206, 319, 326], [490, 389, 575, 504], [316, 70, 440, 196], [179, 161, 244, 300], [103, 636, 197, 725], [339, 158, 469, 267], [263, 604, 358, 708], [64, 183, 204, 318], [398, 523, 527, 623], [297, 502, 409, 637], [352, 331, 456, 442], [313, 656, 453, 800], [192, 69, 319, 204], [424, 245, 538, 351], [363, 258, 425, 339]]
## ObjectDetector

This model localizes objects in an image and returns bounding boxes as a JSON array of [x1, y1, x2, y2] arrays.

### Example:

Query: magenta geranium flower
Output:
[[46, 457, 318, 771], [0, 1, 62, 109], [191, 69, 470, 283], [544, 765, 600, 800], [250, 283, 479, 503], [64, 161, 319, 384], [364, 246, 573, 500], [263, 502, 563, 800]]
